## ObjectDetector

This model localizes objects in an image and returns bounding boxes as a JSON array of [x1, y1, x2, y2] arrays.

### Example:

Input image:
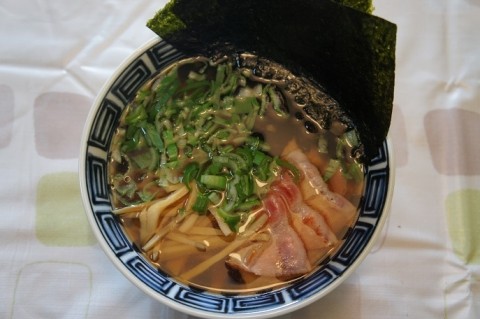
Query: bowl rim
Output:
[[79, 36, 396, 319]]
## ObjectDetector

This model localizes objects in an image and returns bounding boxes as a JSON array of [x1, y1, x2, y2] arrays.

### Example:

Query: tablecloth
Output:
[[1, 0, 479, 318]]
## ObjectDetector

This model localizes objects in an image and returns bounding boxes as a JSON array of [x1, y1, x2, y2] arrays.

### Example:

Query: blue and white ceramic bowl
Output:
[[79, 37, 395, 319]]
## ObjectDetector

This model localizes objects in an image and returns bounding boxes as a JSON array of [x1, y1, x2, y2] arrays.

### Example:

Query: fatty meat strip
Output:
[[284, 149, 357, 235], [270, 173, 338, 263], [227, 192, 312, 280], [227, 149, 355, 280]]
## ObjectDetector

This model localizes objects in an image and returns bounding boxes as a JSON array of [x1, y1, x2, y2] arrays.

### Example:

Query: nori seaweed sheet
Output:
[[334, 0, 374, 13], [147, 0, 396, 159]]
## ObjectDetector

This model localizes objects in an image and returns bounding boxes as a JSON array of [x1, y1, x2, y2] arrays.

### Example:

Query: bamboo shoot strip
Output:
[[139, 207, 149, 244], [194, 214, 215, 227], [112, 184, 187, 215], [116, 211, 141, 219], [143, 186, 189, 241], [157, 200, 186, 230], [181, 213, 268, 281], [113, 202, 147, 215], [166, 232, 207, 251], [181, 236, 250, 281], [178, 213, 198, 233], [162, 182, 185, 193], [142, 214, 185, 251], [184, 182, 198, 212], [188, 226, 224, 236], [159, 237, 228, 261]]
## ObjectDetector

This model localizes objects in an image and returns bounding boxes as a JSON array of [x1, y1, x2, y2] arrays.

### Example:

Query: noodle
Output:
[[188, 226, 224, 236], [166, 232, 207, 251], [181, 214, 268, 281], [159, 237, 230, 261], [177, 212, 198, 233], [142, 186, 189, 242]]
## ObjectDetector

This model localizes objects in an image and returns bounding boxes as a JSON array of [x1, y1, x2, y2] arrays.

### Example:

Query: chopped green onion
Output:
[[152, 72, 179, 114], [113, 176, 137, 198], [166, 143, 178, 161], [131, 148, 158, 170], [134, 88, 151, 105], [252, 151, 272, 181], [237, 174, 254, 198], [137, 188, 157, 202], [203, 161, 223, 175], [236, 198, 261, 211], [214, 129, 230, 140], [214, 64, 226, 90], [253, 150, 268, 166], [225, 152, 249, 172], [233, 96, 256, 114], [212, 155, 238, 172], [200, 175, 227, 190], [125, 106, 147, 125], [164, 160, 179, 169], [267, 86, 287, 117], [192, 193, 209, 214], [162, 130, 175, 145], [217, 207, 243, 231], [121, 137, 139, 153], [218, 144, 234, 154], [183, 162, 200, 189], [275, 158, 300, 183], [222, 178, 239, 212], [235, 147, 253, 167], [207, 191, 222, 205], [140, 123, 163, 152]]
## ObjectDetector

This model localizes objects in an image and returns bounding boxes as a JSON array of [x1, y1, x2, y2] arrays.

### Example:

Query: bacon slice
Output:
[[284, 149, 357, 235], [226, 149, 356, 280], [270, 174, 338, 262], [227, 193, 312, 280]]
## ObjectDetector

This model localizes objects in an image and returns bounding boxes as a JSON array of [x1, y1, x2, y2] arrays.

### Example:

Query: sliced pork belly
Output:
[[270, 174, 338, 262], [284, 149, 357, 235], [227, 193, 311, 280]]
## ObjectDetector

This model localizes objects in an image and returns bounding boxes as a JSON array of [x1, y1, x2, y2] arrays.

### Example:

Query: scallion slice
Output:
[[192, 193, 209, 214], [183, 162, 200, 189], [200, 174, 227, 191], [217, 207, 243, 231], [275, 158, 300, 182]]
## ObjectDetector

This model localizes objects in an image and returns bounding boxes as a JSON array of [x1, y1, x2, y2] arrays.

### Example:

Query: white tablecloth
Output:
[[1, 1, 479, 318]]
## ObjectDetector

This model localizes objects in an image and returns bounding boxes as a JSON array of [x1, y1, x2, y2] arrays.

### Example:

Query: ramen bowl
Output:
[[79, 37, 394, 319]]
